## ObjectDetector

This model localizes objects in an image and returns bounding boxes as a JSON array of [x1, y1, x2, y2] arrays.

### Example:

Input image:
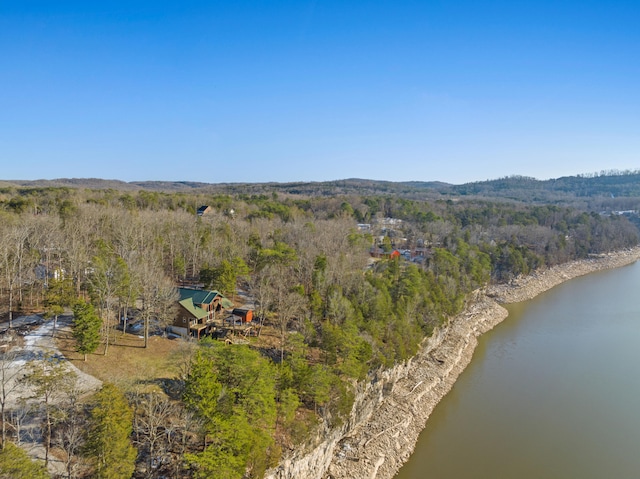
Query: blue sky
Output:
[[1, 1, 639, 184]]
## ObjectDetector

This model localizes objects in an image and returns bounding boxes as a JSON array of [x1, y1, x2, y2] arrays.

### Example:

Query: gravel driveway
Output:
[[1, 315, 102, 409]]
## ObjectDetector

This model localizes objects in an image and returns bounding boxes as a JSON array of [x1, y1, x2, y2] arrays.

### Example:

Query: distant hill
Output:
[[1, 177, 452, 197], [3, 171, 640, 211], [3, 178, 139, 190], [440, 172, 640, 209]]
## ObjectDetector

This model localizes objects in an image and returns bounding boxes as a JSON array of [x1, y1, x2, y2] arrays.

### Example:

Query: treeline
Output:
[[357, 197, 638, 279], [6, 169, 640, 205], [0, 185, 638, 478], [446, 171, 640, 209]]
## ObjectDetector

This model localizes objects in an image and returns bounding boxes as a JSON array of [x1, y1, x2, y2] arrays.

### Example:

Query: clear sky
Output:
[[1, 1, 639, 184]]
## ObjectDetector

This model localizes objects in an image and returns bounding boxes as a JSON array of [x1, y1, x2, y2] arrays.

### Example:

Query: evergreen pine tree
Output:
[[72, 300, 101, 361], [86, 383, 137, 479], [0, 442, 49, 479]]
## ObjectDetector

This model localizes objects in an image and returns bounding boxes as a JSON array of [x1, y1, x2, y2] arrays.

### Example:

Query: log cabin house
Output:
[[172, 287, 234, 339]]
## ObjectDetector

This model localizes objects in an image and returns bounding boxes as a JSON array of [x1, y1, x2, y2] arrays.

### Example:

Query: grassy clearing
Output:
[[55, 326, 185, 393], [52, 320, 295, 395]]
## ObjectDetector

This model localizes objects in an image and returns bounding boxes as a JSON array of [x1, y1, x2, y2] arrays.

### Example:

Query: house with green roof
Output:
[[172, 287, 234, 338]]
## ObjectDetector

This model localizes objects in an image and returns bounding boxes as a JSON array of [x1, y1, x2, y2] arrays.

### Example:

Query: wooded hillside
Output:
[[0, 173, 638, 478]]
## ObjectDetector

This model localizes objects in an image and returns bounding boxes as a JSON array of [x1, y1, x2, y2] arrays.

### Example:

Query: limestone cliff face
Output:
[[266, 295, 508, 479], [265, 247, 640, 479], [265, 352, 415, 479]]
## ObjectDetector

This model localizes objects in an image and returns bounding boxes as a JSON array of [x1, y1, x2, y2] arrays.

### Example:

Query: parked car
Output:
[[118, 317, 165, 336], [128, 321, 144, 333], [117, 319, 143, 334]]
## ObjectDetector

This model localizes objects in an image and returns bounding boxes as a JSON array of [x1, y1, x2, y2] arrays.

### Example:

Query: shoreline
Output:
[[322, 246, 640, 479], [485, 246, 640, 304]]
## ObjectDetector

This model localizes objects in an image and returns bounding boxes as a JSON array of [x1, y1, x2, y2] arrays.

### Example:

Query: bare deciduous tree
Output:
[[0, 223, 36, 328], [20, 354, 78, 466], [131, 391, 176, 478], [0, 346, 23, 448]]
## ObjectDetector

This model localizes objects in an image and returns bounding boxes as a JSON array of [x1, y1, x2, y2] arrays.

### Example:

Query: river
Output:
[[394, 261, 640, 479]]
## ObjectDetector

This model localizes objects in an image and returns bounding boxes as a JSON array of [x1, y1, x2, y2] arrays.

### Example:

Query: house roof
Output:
[[179, 288, 220, 305], [178, 297, 209, 320], [178, 288, 234, 309], [220, 297, 234, 309], [197, 205, 211, 216]]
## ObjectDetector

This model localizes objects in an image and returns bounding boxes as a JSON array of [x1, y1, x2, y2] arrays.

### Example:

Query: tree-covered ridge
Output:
[[0, 183, 637, 477], [3, 173, 639, 215], [4, 169, 640, 205], [443, 170, 640, 206]]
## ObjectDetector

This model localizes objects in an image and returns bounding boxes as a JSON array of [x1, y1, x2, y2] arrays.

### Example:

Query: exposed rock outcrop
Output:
[[321, 296, 507, 479], [486, 247, 640, 303], [265, 247, 640, 479]]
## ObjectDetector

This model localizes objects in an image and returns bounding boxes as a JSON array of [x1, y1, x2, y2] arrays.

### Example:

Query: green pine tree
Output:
[[72, 300, 101, 361], [86, 383, 137, 479], [43, 277, 75, 336], [0, 442, 48, 479], [184, 342, 279, 478]]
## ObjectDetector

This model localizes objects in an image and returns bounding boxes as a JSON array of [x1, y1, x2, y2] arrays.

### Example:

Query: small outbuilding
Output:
[[197, 205, 212, 216], [231, 308, 253, 323]]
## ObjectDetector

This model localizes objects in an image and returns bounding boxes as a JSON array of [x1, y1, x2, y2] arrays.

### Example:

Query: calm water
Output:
[[395, 261, 640, 479]]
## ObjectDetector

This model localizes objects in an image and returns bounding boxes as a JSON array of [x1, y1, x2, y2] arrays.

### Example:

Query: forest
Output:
[[0, 174, 638, 478]]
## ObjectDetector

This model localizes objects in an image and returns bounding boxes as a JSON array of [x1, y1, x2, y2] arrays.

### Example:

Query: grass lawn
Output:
[[53, 319, 288, 395], [55, 326, 188, 393]]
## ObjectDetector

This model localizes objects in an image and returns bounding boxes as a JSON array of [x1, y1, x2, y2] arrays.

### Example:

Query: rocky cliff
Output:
[[265, 247, 640, 479]]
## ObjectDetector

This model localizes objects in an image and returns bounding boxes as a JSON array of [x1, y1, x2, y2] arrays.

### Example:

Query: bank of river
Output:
[[322, 247, 640, 479], [395, 254, 640, 478]]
